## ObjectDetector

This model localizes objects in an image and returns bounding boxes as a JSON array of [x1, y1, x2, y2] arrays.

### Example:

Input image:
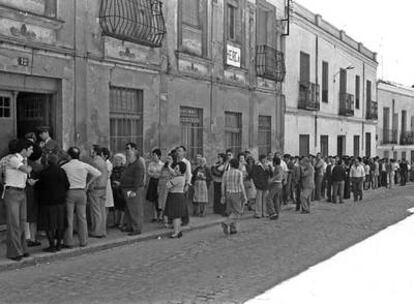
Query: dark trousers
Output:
[[123, 187, 144, 233], [294, 184, 301, 210], [213, 182, 226, 216], [400, 171, 408, 186], [351, 177, 363, 201], [4, 188, 28, 258], [314, 175, 323, 201], [381, 172, 388, 187], [326, 180, 332, 201], [332, 181, 345, 204]]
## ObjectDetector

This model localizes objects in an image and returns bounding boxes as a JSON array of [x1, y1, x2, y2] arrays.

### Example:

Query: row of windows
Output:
[[383, 150, 414, 161], [108, 87, 272, 158], [300, 51, 372, 109], [299, 133, 372, 158]]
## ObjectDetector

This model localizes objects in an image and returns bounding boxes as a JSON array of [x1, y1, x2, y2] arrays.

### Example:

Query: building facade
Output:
[[0, 0, 288, 163], [283, 3, 378, 157], [377, 81, 414, 162]]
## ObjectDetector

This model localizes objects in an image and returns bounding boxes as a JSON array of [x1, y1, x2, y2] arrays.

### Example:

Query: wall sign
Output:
[[226, 44, 241, 67], [18, 57, 29, 66]]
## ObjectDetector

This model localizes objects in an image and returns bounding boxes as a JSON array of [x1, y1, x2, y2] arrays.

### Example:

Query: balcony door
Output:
[[339, 68, 347, 94], [365, 132, 371, 157], [299, 134, 310, 157], [337, 135, 346, 157], [299, 52, 310, 83]]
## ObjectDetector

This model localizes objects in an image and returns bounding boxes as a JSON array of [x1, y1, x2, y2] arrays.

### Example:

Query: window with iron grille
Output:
[[225, 111, 242, 155], [110, 87, 143, 153], [0, 96, 11, 118], [99, 0, 166, 47], [180, 106, 203, 161], [258, 115, 271, 156]]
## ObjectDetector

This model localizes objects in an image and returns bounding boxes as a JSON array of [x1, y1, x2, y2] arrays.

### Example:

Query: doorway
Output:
[[17, 92, 55, 139], [337, 135, 346, 157]]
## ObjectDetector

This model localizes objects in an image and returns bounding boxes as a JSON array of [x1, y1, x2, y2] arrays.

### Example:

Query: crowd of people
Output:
[[0, 127, 413, 261]]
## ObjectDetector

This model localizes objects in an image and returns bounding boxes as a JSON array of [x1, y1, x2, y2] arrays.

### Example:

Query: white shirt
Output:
[[350, 164, 366, 178], [280, 159, 288, 172], [5, 153, 28, 189], [62, 159, 101, 189], [181, 158, 192, 185]]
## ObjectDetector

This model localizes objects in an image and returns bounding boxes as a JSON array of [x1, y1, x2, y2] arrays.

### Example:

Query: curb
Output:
[[0, 215, 252, 273]]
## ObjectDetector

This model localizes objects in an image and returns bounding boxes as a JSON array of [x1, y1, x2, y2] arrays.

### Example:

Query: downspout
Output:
[[73, 0, 78, 145], [209, 0, 214, 132], [315, 36, 319, 150], [362, 62, 366, 156]]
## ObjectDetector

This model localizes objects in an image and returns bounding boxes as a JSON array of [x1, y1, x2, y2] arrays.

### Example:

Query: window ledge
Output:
[[0, 4, 64, 30], [175, 50, 212, 65]]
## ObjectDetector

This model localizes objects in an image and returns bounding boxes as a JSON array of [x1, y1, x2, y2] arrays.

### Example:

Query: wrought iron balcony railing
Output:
[[366, 100, 378, 120], [400, 130, 414, 145], [99, 0, 166, 47], [298, 81, 320, 111], [339, 93, 354, 116], [256, 45, 286, 82], [380, 128, 398, 145]]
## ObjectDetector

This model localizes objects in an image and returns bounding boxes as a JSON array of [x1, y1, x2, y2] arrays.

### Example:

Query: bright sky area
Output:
[[295, 0, 414, 87]]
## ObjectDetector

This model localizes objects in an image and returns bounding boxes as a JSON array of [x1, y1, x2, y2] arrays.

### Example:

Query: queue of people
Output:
[[1, 129, 414, 261]]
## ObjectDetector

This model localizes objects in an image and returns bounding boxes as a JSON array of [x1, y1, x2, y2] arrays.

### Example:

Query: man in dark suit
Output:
[[325, 156, 333, 202]]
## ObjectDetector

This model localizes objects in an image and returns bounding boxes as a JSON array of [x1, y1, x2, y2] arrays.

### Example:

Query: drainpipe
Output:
[[315, 36, 319, 150], [362, 62, 366, 156], [209, 0, 214, 133], [73, 0, 78, 145]]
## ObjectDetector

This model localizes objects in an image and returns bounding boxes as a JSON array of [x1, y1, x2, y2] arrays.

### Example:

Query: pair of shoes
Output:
[[221, 222, 229, 235], [61, 244, 73, 249], [22, 253, 30, 258], [89, 234, 105, 238], [79, 244, 87, 247], [121, 227, 133, 233], [151, 218, 158, 223], [9, 256, 23, 261], [269, 214, 279, 220], [169, 232, 183, 239], [42, 247, 56, 253], [27, 240, 41, 247], [229, 223, 237, 235], [254, 215, 261, 219], [301, 210, 310, 214], [128, 231, 141, 236]]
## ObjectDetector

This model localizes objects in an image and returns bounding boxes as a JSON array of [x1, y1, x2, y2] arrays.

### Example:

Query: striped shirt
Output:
[[222, 168, 244, 193]]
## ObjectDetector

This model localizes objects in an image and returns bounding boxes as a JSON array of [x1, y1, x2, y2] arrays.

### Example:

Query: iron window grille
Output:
[[339, 93, 355, 116], [0, 96, 11, 118], [110, 87, 144, 153], [256, 45, 286, 82], [180, 107, 203, 162], [380, 129, 398, 145], [99, 0, 166, 47], [298, 81, 320, 111]]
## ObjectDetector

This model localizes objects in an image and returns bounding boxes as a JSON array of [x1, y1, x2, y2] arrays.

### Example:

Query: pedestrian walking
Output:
[[251, 155, 271, 218], [146, 148, 164, 222], [3, 140, 33, 261], [88, 145, 109, 238], [267, 157, 285, 220], [120, 143, 145, 236], [36, 154, 69, 252], [62, 147, 101, 248], [164, 161, 188, 238], [350, 157, 365, 201], [299, 157, 314, 214], [221, 159, 247, 235]]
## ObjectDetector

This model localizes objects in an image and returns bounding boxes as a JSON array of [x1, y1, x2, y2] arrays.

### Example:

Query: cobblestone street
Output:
[[0, 185, 413, 304]]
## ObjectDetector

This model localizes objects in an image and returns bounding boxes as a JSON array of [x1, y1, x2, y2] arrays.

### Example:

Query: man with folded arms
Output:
[[62, 147, 101, 248]]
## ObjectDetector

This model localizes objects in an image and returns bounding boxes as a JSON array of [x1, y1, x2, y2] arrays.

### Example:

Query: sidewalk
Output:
[[0, 184, 400, 272], [0, 212, 236, 272]]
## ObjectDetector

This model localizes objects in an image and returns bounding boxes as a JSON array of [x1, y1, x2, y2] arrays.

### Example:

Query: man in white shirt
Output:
[[3, 140, 33, 261], [350, 157, 365, 202], [177, 146, 192, 225], [62, 147, 101, 248]]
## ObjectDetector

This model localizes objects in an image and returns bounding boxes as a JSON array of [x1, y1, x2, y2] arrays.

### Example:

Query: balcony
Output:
[[400, 131, 414, 145], [298, 81, 320, 111], [380, 129, 398, 145], [99, 0, 166, 47], [366, 100, 378, 120], [339, 93, 354, 116], [256, 45, 286, 82]]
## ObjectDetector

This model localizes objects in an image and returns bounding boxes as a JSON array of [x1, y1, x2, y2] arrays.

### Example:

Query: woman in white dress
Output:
[[102, 148, 114, 226]]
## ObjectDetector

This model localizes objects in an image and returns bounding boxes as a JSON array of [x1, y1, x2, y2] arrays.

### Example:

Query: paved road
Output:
[[0, 185, 413, 304]]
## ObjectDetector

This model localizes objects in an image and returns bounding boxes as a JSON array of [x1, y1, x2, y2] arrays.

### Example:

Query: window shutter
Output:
[[256, 8, 267, 46], [235, 5, 243, 43]]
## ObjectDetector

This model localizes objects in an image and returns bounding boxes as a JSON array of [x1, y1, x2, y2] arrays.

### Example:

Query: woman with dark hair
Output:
[[147, 148, 164, 222], [211, 153, 226, 216], [36, 154, 69, 252], [25, 133, 44, 247], [164, 161, 187, 238], [110, 153, 127, 230], [158, 151, 177, 227]]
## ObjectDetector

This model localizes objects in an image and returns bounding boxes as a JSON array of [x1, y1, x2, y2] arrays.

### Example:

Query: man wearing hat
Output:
[[38, 126, 60, 160]]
